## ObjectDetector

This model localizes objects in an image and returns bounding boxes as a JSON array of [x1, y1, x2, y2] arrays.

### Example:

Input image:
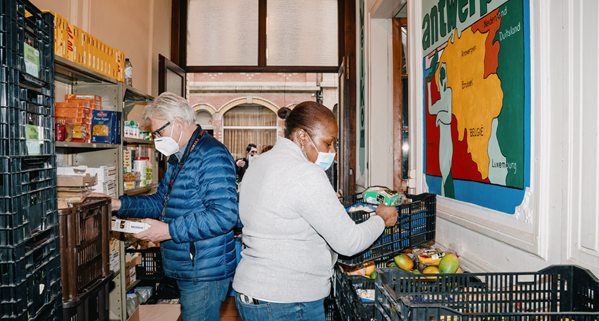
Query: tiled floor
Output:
[[220, 296, 242, 321]]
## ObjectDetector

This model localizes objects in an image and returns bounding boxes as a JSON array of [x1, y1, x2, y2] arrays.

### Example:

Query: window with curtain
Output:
[[223, 106, 278, 160]]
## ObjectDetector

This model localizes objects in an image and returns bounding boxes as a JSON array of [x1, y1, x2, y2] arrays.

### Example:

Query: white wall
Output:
[[30, 0, 172, 97], [366, 0, 599, 277]]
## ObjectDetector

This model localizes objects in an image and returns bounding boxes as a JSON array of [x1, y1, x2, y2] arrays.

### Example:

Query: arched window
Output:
[[223, 105, 277, 160], [195, 110, 214, 136]]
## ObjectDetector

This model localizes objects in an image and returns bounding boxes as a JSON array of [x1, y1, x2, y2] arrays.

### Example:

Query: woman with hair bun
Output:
[[232, 101, 397, 320]]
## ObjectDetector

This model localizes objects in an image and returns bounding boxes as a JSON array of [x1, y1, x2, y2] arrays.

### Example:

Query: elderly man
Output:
[[96, 92, 238, 320]]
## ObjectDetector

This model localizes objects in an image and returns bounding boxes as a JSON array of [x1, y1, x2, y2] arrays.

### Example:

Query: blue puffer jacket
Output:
[[118, 128, 238, 282]]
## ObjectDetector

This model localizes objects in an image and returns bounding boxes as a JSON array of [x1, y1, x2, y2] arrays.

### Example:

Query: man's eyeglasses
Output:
[[153, 121, 170, 138]]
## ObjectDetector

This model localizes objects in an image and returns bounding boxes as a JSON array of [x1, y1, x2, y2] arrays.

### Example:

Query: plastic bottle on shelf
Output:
[[124, 58, 133, 87]]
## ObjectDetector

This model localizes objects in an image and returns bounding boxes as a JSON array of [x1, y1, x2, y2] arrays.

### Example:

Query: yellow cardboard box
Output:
[[65, 23, 75, 62], [72, 26, 83, 64]]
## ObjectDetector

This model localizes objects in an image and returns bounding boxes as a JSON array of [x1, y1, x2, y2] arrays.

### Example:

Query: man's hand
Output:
[[89, 193, 121, 212], [375, 204, 398, 227], [135, 219, 172, 243], [236, 159, 246, 168]]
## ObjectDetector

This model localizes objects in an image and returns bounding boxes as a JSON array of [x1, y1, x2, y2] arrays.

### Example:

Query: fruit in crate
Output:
[[370, 270, 376, 279], [412, 269, 421, 274], [423, 266, 440, 279], [393, 254, 414, 271], [346, 261, 375, 277], [438, 253, 460, 273]]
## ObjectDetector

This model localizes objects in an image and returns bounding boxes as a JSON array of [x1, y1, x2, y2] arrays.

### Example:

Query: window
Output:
[[223, 106, 277, 159], [182, 0, 339, 71], [195, 110, 213, 136]]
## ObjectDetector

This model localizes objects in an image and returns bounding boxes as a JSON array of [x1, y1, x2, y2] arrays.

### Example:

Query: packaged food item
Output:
[[112, 219, 150, 234], [363, 186, 406, 206], [91, 110, 122, 144], [55, 122, 66, 141]]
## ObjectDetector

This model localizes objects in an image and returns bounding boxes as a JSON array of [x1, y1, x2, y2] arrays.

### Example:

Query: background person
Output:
[[235, 143, 257, 183], [232, 101, 397, 321], [94, 92, 239, 321]]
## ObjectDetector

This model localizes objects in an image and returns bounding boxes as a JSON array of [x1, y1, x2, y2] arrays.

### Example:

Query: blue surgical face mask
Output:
[[307, 134, 336, 171]]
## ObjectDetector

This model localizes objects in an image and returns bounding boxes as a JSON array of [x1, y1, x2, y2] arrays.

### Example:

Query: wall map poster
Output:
[[423, 0, 530, 213]]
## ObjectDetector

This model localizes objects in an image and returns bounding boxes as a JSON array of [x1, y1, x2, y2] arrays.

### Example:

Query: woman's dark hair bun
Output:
[[277, 107, 292, 120]]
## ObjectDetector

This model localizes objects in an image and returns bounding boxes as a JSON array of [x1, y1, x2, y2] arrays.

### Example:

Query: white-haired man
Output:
[[95, 92, 238, 320]]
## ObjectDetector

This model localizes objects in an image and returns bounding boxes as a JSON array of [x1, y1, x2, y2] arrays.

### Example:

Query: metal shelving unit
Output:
[[56, 141, 119, 149], [54, 56, 155, 321]]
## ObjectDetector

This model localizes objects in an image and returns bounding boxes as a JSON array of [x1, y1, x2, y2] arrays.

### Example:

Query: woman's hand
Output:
[[375, 204, 398, 227], [89, 193, 121, 212], [134, 219, 172, 243]]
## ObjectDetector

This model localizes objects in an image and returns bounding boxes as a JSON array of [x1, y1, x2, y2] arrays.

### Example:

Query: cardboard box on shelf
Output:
[[65, 94, 102, 104], [125, 252, 141, 288], [57, 173, 97, 187], [127, 304, 182, 321], [65, 23, 75, 62], [109, 237, 120, 272]]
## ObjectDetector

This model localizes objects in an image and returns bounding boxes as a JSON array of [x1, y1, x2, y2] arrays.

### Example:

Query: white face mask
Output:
[[307, 134, 336, 171], [154, 122, 182, 157]]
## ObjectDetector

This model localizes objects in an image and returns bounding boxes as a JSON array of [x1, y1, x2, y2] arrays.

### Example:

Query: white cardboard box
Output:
[[112, 219, 150, 234], [58, 166, 116, 182]]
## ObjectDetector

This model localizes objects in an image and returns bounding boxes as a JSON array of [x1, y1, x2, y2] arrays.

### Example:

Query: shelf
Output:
[[56, 141, 120, 149], [124, 138, 154, 145], [126, 279, 141, 292], [124, 85, 153, 102], [123, 185, 158, 195], [54, 56, 118, 84]]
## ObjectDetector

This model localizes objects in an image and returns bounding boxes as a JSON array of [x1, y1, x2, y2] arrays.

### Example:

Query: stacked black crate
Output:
[[0, 0, 61, 320]]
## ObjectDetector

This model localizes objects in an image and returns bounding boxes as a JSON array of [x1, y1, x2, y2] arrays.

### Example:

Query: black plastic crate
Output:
[[1, 186, 57, 235], [0, 251, 59, 320], [0, 222, 30, 246], [374, 265, 599, 320], [24, 226, 58, 274], [0, 82, 20, 107], [338, 193, 436, 266], [0, 280, 27, 319], [325, 295, 342, 321], [62, 273, 113, 321], [0, 241, 25, 261], [0, 255, 26, 285], [127, 247, 165, 280], [334, 267, 375, 321], [0, 0, 54, 85]]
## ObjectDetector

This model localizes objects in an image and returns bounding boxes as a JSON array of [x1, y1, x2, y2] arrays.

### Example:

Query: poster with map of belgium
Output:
[[423, 0, 529, 213]]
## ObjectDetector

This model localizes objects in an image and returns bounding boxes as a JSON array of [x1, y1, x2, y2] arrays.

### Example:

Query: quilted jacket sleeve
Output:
[[168, 145, 239, 243], [116, 170, 169, 219]]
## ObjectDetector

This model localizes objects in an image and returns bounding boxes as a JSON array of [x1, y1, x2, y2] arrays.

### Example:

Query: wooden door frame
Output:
[[393, 18, 408, 192]]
